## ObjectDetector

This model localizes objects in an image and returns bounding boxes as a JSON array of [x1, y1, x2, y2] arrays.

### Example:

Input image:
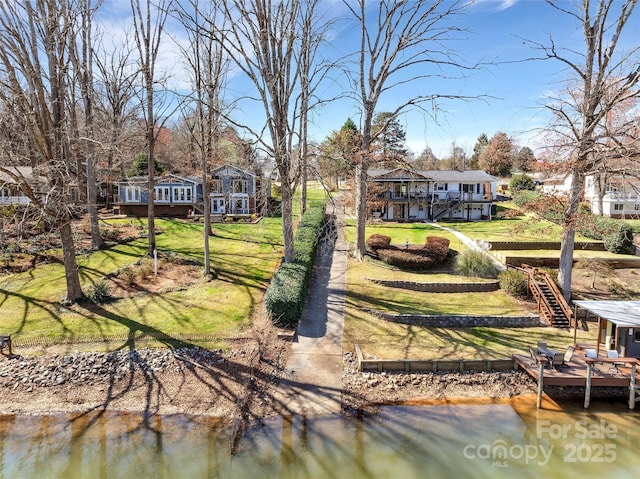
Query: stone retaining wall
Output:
[[364, 309, 541, 328], [479, 240, 605, 251], [367, 278, 499, 293]]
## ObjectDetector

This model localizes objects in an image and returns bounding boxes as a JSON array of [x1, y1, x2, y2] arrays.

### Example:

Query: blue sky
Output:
[[97, 0, 638, 159]]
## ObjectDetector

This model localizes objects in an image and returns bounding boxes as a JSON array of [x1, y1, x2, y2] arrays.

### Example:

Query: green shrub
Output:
[[264, 204, 325, 327], [509, 174, 536, 192], [455, 250, 498, 278], [86, 279, 113, 303], [498, 270, 529, 298], [603, 222, 634, 254]]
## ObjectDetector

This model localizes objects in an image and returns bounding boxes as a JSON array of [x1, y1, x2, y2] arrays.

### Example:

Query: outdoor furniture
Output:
[[607, 350, 625, 373], [551, 352, 565, 368], [563, 345, 575, 365], [585, 348, 597, 359]]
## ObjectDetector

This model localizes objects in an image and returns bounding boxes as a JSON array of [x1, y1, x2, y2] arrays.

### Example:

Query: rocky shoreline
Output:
[[0, 348, 630, 417]]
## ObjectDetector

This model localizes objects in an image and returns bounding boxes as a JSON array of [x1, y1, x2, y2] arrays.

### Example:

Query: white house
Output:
[[539, 172, 640, 218], [368, 168, 497, 222]]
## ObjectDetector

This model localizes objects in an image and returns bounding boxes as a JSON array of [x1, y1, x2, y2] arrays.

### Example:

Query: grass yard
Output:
[[0, 217, 286, 348], [346, 320, 599, 361], [343, 219, 467, 251]]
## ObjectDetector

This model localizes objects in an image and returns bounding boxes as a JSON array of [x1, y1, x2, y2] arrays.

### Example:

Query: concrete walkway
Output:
[[430, 223, 506, 272], [273, 199, 348, 415]]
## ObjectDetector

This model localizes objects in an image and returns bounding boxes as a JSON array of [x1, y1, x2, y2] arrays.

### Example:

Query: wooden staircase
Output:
[[519, 265, 573, 329]]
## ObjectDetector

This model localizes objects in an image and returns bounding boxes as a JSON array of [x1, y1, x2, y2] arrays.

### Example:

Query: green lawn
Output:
[[0, 216, 287, 349]]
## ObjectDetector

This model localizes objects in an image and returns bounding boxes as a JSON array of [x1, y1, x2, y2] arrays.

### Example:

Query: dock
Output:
[[513, 346, 640, 409]]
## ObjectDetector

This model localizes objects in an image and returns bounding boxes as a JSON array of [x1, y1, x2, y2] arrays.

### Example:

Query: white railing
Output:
[[0, 196, 30, 205]]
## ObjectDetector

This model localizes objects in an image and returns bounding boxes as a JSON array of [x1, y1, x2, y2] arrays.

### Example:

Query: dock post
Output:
[[630, 363, 637, 410], [584, 361, 593, 409], [537, 360, 544, 409]]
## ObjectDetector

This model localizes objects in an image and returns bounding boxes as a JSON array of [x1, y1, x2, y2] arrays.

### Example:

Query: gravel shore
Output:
[[1, 348, 628, 418]]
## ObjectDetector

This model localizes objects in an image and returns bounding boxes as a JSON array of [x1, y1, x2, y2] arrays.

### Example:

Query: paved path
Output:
[[272, 199, 348, 415], [430, 223, 506, 272]]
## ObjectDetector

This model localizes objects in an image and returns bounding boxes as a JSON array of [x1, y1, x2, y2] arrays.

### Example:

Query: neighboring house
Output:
[[209, 164, 260, 216], [368, 168, 497, 222], [0, 166, 45, 205], [115, 174, 201, 216], [114, 164, 267, 217], [539, 172, 640, 218]]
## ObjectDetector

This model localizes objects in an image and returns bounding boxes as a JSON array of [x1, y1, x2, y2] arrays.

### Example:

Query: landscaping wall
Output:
[[364, 310, 541, 328], [478, 240, 606, 251], [367, 279, 499, 293]]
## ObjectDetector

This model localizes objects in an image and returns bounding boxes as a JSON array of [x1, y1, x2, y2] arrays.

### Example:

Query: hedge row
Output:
[[264, 204, 326, 327]]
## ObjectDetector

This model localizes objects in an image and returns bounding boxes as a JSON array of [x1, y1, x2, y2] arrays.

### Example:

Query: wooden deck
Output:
[[513, 347, 639, 388]]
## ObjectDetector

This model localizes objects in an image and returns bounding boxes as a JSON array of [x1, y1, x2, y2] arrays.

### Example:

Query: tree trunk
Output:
[[59, 220, 84, 302], [558, 167, 584, 301], [280, 176, 295, 263], [354, 161, 368, 260]]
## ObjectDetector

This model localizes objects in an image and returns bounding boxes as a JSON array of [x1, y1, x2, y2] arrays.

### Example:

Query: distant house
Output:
[[114, 164, 268, 217], [539, 172, 640, 219], [0, 166, 48, 206], [115, 174, 201, 216], [209, 164, 261, 216], [368, 168, 497, 222]]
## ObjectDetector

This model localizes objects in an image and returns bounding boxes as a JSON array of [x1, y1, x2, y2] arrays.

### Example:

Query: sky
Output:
[[96, 0, 639, 160]]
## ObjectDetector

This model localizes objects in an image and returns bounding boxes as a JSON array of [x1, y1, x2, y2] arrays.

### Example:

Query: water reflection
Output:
[[1, 398, 639, 478]]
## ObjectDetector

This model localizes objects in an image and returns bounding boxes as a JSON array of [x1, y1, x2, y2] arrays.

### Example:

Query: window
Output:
[[435, 183, 448, 191], [125, 187, 140, 202], [614, 203, 623, 211], [634, 330, 640, 343], [634, 204, 640, 211], [211, 198, 225, 214], [155, 187, 169, 202], [172, 186, 192, 202], [232, 179, 248, 194], [211, 179, 222, 193]]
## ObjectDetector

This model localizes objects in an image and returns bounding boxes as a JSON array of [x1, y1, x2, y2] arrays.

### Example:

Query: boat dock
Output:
[[512, 346, 640, 409]]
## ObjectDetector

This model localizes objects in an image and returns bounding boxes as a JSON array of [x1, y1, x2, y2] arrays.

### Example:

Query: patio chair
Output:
[[607, 350, 625, 373], [537, 341, 548, 353], [585, 348, 597, 359], [563, 345, 575, 365]]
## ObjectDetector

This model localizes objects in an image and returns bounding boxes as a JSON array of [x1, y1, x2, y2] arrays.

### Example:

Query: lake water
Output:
[[1, 397, 638, 478]]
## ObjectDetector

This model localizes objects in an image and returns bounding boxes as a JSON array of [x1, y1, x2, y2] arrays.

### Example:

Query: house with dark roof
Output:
[[368, 168, 497, 222]]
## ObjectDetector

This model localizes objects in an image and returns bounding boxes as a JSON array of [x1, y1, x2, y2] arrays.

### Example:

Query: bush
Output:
[[603, 222, 634, 254], [509, 174, 536, 192], [86, 279, 113, 303], [377, 248, 435, 270], [264, 204, 325, 327], [455, 250, 498, 278], [423, 236, 450, 264], [366, 234, 391, 251], [498, 270, 529, 298]]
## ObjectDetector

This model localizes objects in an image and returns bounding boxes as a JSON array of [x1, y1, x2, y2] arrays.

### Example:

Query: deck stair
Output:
[[519, 264, 572, 329]]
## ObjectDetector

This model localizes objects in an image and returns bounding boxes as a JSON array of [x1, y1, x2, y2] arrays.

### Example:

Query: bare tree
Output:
[[344, 0, 474, 259], [177, 0, 230, 277], [69, 0, 104, 249], [216, 0, 308, 263], [130, 0, 174, 257], [0, 0, 84, 301], [535, 0, 640, 299], [94, 37, 142, 206]]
